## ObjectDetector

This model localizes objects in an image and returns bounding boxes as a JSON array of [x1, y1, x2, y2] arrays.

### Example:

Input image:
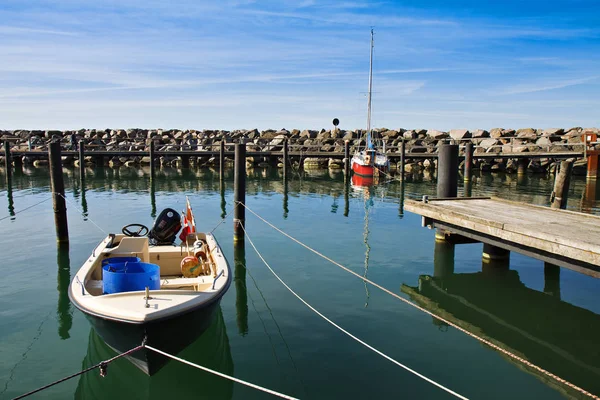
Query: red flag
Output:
[[185, 196, 196, 234], [179, 213, 189, 241]]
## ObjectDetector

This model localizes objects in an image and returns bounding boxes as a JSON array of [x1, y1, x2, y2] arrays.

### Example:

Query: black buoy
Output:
[[332, 118, 340, 127]]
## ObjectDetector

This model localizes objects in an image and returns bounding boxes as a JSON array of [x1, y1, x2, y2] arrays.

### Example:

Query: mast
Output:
[[366, 28, 374, 150]]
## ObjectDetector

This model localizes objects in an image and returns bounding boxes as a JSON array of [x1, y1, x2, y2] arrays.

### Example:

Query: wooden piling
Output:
[[437, 144, 458, 198], [400, 139, 406, 180], [586, 153, 599, 180], [550, 160, 573, 209], [482, 243, 509, 262], [517, 158, 528, 175], [219, 140, 225, 182], [464, 142, 473, 182], [283, 137, 289, 181], [4, 141, 12, 184], [181, 156, 190, 168], [49, 141, 69, 243], [344, 140, 350, 177], [78, 143, 85, 185], [233, 142, 246, 240]]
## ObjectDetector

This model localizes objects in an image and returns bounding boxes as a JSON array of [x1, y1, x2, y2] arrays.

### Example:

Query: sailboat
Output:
[[351, 28, 390, 178]]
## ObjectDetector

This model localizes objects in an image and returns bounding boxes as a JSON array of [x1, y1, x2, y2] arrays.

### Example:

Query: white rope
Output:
[[239, 202, 599, 399], [0, 196, 52, 222], [145, 345, 299, 400], [57, 193, 108, 235], [240, 224, 468, 400]]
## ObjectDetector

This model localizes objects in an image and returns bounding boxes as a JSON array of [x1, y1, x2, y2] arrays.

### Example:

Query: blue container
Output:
[[102, 256, 141, 267], [102, 262, 160, 294]]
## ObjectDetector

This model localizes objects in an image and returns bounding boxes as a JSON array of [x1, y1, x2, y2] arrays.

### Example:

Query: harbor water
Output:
[[1, 165, 599, 399]]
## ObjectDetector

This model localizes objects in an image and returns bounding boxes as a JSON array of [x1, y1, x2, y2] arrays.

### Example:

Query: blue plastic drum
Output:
[[102, 256, 141, 267], [102, 262, 160, 294]]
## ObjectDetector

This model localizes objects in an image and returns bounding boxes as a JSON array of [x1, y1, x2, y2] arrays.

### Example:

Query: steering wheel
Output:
[[122, 223, 149, 237]]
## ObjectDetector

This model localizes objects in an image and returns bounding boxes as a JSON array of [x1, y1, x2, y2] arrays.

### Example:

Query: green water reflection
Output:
[[1, 164, 600, 399]]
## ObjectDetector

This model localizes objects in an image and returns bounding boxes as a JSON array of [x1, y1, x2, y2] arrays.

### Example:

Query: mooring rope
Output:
[[12, 341, 146, 400], [238, 202, 599, 399], [57, 193, 108, 235], [0, 196, 52, 222], [240, 224, 468, 400], [145, 345, 299, 400]]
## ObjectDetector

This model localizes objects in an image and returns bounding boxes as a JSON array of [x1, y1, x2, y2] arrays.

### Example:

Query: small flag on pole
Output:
[[179, 196, 196, 241]]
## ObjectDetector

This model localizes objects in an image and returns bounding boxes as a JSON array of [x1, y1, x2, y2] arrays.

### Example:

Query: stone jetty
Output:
[[1, 127, 598, 174]]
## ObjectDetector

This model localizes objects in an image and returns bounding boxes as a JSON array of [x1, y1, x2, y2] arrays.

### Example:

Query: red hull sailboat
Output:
[[351, 29, 389, 178]]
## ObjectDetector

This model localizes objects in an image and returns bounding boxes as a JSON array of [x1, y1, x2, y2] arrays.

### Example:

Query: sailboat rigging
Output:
[[351, 28, 390, 179]]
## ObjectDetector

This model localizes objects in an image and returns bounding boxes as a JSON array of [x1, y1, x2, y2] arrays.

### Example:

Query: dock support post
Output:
[[49, 141, 69, 243], [344, 140, 350, 178], [517, 158, 528, 175], [234, 240, 249, 335], [437, 144, 458, 198], [149, 139, 156, 180], [4, 141, 12, 184], [181, 156, 190, 169], [283, 138, 289, 181], [587, 153, 599, 180], [544, 263, 561, 299], [550, 160, 573, 209], [219, 140, 225, 182], [464, 141, 473, 182], [400, 139, 406, 180], [78, 143, 85, 186], [234, 142, 246, 241], [433, 240, 455, 280], [482, 243, 509, 262]]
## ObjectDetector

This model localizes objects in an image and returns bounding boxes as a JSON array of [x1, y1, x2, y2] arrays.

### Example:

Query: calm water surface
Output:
[[0, 165, 599, 399]]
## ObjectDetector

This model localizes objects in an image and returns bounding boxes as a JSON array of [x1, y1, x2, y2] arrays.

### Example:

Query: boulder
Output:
[[471, 129, 489, 138], [516, 128, 537, 140], [542, 128, 564, 136], [489, 128, 504, 138], [427, 129, 448, 140], [403, 130, 416, 140], [479, 138, 498, 150], [449, 129, 470, 140]]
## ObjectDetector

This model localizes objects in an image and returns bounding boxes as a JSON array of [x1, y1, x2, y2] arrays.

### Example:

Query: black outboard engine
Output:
[[149, 208, 182, 245]]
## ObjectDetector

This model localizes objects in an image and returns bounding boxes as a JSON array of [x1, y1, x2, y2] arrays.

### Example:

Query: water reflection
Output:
[[283, 179, 289, 219], [401, 253, 600, 398], [234, 241, 248, 336], [75, 309, 233, 400], [6, 183, 14, 219], [56, 243, 72, 340]]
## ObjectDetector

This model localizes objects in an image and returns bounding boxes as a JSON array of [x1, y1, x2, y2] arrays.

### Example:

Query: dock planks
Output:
[[405, 197, 600, 277]]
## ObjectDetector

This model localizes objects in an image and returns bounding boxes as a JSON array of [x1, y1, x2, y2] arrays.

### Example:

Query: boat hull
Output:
[[84, 294, 224, 375], [351, 162, 388, 177]]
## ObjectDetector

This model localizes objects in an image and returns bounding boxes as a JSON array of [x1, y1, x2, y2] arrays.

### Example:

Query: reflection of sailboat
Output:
[[401, 268, 600, 398], [352, 177, 375, 308], [75, 307, 233, 400]]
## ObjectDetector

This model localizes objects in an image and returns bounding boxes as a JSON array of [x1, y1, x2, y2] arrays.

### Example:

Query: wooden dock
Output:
[[405, 197, 600, 277]]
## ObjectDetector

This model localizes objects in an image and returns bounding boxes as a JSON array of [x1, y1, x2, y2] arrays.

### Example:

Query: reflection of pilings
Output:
[[398, 180, 405, 218], [220, 183, 226, 220], [150, 178, 156, 218], [581, 178, 598, 213], [7, 180, 14, 218], [544, 263, 561, 300], [81, 185, 88, 220], [343, 178, 349, 217], [464, 180, 472, 198], [433, 240, 455, 280], [234, 240, 248, 336], [56, 243, 72, 340], [283, 179, 289, 219], [4, 140, 12, 185]]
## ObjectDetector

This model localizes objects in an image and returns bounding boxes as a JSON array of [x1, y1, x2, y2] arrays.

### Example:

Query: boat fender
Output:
[[181, 256, 202, 278], [364, 155, 371, 165]]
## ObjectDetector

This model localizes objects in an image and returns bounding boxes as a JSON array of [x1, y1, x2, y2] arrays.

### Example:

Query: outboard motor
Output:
[[149, 208, 182, 245]]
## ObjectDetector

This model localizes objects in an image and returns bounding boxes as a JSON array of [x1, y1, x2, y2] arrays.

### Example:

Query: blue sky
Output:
[[0, 0, 598, 131]]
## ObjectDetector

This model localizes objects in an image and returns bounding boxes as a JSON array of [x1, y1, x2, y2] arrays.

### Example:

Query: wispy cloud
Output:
[[0, 26, 78, 36], [500, 76, 599, 95]]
